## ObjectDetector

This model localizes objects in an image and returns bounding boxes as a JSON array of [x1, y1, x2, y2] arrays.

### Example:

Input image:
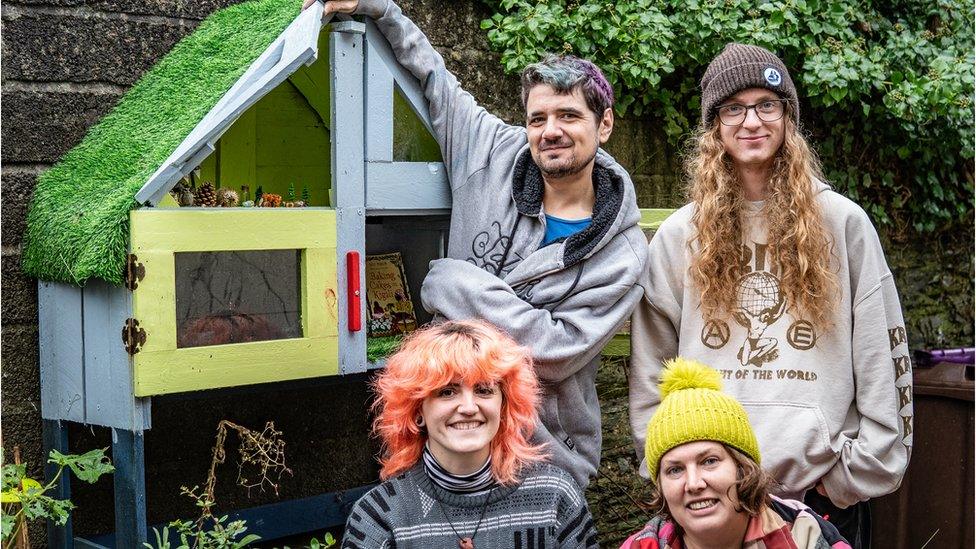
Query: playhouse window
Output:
[[175, 250, 303, 348], [393, 89, 442, 162]]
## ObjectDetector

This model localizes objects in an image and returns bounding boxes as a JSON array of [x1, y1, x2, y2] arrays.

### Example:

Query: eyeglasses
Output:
[[716, 99, 788, 126]]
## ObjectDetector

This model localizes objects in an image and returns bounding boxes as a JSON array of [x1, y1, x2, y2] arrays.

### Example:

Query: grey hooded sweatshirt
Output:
[[355, 0, 648, 488]]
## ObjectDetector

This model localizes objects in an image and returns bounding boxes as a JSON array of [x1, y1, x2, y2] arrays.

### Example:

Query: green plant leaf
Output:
[[1, 464, 26, 492], [49, 448, 115, 484], [1, 512, 15, 541]]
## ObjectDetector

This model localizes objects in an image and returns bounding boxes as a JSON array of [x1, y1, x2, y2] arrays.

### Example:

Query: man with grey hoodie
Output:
[[307, 0, 648, 488]]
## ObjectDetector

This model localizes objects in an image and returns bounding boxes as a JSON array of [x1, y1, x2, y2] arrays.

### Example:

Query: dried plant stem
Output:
[[12, 446, 30, 549], [201, 420, 291, 521]]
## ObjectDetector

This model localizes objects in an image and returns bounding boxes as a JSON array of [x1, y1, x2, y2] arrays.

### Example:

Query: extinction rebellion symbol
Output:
[[764, 67, 782, 86]]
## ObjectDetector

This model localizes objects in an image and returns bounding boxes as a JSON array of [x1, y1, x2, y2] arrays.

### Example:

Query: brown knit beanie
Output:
[[700, 43, 799, 127]]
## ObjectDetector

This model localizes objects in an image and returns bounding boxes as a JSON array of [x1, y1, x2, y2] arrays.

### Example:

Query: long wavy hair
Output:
[[685, 110, 838, 332], [371, 320, 546, 485]]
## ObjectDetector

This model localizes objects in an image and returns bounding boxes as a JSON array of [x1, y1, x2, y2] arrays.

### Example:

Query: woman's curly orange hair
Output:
[[371, 320, 546, 485]]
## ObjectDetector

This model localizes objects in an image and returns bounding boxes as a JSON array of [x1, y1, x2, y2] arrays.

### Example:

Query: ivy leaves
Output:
[[480, 0, 974, 232]]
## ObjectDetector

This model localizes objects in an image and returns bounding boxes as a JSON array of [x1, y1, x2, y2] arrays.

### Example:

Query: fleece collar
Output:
[[511, 149, 625, 268]]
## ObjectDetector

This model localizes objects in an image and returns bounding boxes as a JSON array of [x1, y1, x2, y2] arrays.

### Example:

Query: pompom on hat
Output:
[[700, 42, 799, 127], [644, 357, 761, 481]]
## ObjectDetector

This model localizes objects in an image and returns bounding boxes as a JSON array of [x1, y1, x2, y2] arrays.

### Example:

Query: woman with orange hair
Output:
[[341, 320, 598, 548]]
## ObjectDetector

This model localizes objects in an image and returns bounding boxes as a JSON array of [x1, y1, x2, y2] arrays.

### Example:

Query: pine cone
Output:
[[195, 182, 217, 207]]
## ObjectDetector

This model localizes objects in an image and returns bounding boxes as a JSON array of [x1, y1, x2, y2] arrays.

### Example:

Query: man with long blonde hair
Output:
[[628, 43, 914, 548]]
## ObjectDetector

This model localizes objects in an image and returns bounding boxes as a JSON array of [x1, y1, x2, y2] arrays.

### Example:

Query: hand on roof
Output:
[[302, 0, 359, 15]]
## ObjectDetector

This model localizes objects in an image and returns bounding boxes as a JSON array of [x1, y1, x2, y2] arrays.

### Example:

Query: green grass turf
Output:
[[22, 0, 300, 285], [366, 335, 404, 363]]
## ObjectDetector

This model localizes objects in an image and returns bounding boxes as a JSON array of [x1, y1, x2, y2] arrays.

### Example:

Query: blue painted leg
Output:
[[112, 428, 147, 548], [43, 419, 72, 549]]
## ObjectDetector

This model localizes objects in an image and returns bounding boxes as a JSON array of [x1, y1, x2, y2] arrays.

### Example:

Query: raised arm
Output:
[[309, 0, 521, 185]]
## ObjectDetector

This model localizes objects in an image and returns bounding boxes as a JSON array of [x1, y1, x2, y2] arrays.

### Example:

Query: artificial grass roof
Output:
[[22, 0, 301, 286]]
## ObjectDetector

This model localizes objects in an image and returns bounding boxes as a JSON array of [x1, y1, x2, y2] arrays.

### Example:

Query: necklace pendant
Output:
[[459, 538, 474, 549]]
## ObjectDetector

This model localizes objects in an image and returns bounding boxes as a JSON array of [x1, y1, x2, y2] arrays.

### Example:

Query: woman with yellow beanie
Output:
[[621, 358, 851, 549]]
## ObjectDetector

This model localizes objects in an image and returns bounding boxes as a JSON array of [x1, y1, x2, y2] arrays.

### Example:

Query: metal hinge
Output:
[[125, 253, 146, 291], [122, 318, 147, 355]]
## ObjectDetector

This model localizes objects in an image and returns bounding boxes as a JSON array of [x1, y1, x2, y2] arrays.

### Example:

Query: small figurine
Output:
[[171, 182, 195, 207]]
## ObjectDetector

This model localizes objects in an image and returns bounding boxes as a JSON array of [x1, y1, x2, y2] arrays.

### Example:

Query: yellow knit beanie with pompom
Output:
[[644, 357, 761, 481]]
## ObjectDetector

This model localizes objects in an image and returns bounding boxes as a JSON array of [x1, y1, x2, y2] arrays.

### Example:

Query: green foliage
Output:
[[1, 449, 114, 546], [144, 420, 321, 549], [305, 534, 337, 549], [480, 0, 974, 231], [273, 533, 337, 549], [145, 487, 261, 549], [145, 486, 336, 549]]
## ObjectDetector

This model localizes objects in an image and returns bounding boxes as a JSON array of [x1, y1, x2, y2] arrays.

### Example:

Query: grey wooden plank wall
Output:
[[331, 21, 368, 375], [38, 282, 86, 424], [82, 280, 150, 431], [38, 281, 151, 430]]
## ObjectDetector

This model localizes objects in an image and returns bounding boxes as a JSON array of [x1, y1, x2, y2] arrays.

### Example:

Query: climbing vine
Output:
[[480, 0, 974, 231]]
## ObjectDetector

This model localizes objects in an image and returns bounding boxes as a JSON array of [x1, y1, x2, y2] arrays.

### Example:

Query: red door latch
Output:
[[347, 251, 362, 332]]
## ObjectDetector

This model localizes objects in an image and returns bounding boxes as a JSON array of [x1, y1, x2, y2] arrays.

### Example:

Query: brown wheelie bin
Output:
[[872, 350, 974, 548]]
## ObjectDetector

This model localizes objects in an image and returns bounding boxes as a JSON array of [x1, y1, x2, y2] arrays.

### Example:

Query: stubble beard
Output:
[[536, 145, 598, 179]]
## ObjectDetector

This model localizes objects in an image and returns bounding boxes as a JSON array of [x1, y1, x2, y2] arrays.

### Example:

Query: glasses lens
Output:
[[757, 100, 785, 122], [718, 105, 745, 126]]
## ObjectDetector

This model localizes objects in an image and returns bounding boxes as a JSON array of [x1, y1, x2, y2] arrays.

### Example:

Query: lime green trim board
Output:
[[639, 208, 675, 231], [600, 207, 675, 359], [129, 208, 338, 396], [22, 0, 300, 285]]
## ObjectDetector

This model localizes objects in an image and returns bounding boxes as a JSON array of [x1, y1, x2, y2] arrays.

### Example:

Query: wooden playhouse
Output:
[[24, 1, 454, 545]]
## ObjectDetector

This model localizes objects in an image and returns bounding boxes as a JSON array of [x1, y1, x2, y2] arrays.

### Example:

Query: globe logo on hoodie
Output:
[[697, 241, 820, 368]]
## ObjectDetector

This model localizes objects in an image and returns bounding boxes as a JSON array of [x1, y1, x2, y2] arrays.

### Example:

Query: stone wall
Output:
[[2, 0, 971, 545]]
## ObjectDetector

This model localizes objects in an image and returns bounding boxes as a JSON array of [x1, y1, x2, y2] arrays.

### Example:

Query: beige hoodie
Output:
[[629, 183, 913, 508]]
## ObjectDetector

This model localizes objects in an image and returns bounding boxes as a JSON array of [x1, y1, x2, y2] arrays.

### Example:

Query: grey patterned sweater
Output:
[[341, 462, 599, 548]]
